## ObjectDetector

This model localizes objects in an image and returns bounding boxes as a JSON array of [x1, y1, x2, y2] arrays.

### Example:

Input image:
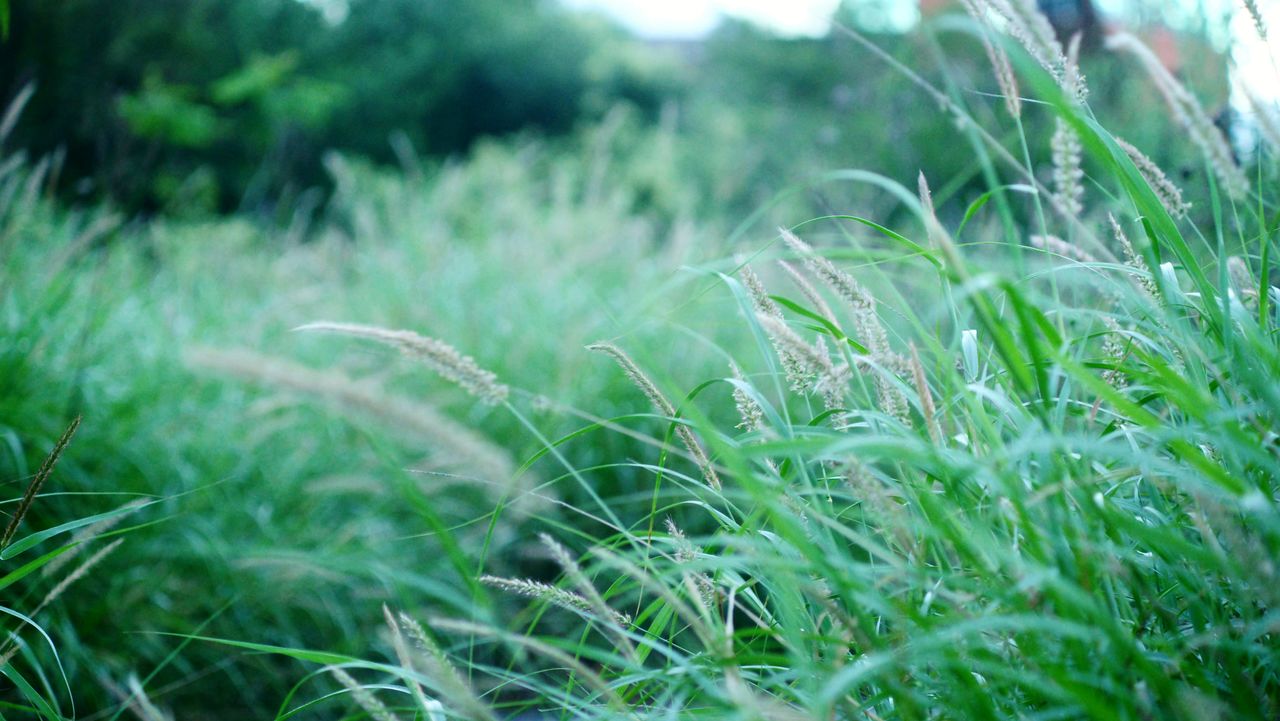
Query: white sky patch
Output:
[[1229, 2, 1279, 101], [561, 0, 842, 38], [561, 0, 1278, 114]]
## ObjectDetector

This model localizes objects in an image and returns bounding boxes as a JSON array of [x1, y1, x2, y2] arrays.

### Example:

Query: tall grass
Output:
[[0, 118, 737, 713], [220, 15, 1280, 721], [2, 6, 1278, 719]]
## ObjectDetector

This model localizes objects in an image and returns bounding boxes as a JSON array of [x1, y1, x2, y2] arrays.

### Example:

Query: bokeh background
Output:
[[0, 0, 1276, 717]]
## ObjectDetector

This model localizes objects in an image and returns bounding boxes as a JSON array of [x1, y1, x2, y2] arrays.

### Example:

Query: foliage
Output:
[[0, 0, 674, 214], [1, 3, 1278, 719], [0, 116, 728, 715]]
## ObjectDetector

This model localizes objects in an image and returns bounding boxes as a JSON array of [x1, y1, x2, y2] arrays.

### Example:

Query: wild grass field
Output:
[[2, 2, 1279, 719]]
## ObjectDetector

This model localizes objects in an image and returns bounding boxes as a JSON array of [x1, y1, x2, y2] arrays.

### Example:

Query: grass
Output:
[[2, 7, 1279, 720]]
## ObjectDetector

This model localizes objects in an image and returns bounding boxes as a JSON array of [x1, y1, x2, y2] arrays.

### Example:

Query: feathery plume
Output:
[[396, 612, 498, 721], [329, 668, 403, 721], [2, 415, 80, 549], [427, 616, 627, 712], [777, 259, 838, 324], [778, 230, 910, 423], [295, 321, 508, 404], [32, 538, 124, 617], [983, 0, 1059, 74], [1101, 317, 1129, 390], [958, 0, 1021, 117], [778, 230, 885, 355], [1227, 256, 1259, 310], [664, 519, 717, 612], [729, 363, 765, 432], [1051, 119, 1085, 216], [983, 0, 1083, 99], [909, 343, 941, 444], [779, 230, 869, 314], [1244, 89, 1280, 152], [1108, 214, 1160, 303], [917, 171, 935, 221], [1031, 234, 1099, 264], [841, 460, 913, 551], [1105, 32, 1248, 198], [188, 349, 521, 493], [539, 534, 637, 660], [1114, 138, 1191, 218], [756, 314, 848, 411], [917, 172, 950, 258], [740, 263, 784, 319], [1050, 32, 1087, 215], [480, 575, 632, 626], [43, 499, 146, 578], [0, 82, 35, 145], [664, 518, 698, 564], [124, 676, 172, 721], [1242, 0, 1268, 42], [741, 264, 812, 391], [382, 606, 443, 719], [587, 342, 721, 489]]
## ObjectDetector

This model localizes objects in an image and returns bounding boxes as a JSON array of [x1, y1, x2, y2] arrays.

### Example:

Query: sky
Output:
[[561, 0, 1279, 105], [561, 0, 856, 38]]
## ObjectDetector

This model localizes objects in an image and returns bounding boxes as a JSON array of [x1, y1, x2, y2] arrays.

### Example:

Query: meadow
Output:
[[1, 3, 1278, 719]]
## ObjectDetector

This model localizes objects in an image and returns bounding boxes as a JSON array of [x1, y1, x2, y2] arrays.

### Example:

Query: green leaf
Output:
[[0, 545, 73, 592], [0, 502, 156, 560], [162, 634, 358, 665]]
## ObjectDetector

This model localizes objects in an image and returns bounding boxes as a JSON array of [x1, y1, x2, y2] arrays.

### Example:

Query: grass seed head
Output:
[[1031, 233, 1098, 264], [1051, 119, 1085, 216], [295, 321, 508, 404], [958, 0, 1022, 118], [587, 342, 722, 490], [329, 667, 403, 721], [1106, 32, 1249, 199], [730, 363, 766, 432], [1114, 137, 1192, 219], [2, 415, 80, 549]]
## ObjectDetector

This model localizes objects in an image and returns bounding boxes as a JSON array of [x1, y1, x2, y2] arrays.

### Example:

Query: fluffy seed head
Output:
[[1242, 0, 1268, 42], [909, 343, 941, 444], [481, 574, 632, 626], [1227, 256, 1259, 309], [2, 415, 80, 549], [1031, 234, 1098, 264], [664, 519, 717, 611], [1108, 214, 1160, 303], [958, 0, 1021, 118], [1051, 119, 1085, 216], [1114, 138, 1191, 218], [32, 538, 125, 618], [188, 348, 521, 495], [740, 263, 784, 320], [742, 263, 812, 391], [729, 363, 765, 432], [43, 499, 147, 578], [295, 321, 508, 404], [587, 342, 721, 490], [329, 668, 402, 721], [1106, 32, 1248, 199], [779, 229, 890, 360], [777, 259, 838, 324], [1101, 316, 1129, 391]]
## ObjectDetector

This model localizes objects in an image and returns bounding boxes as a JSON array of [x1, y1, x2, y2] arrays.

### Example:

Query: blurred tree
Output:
[[0, 0, 672, 217]]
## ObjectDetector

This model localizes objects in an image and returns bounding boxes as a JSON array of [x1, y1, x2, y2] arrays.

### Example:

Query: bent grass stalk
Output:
[[2, 415, 80, 549], [294, 321, 509, 405], [586, 342, 722, 490]]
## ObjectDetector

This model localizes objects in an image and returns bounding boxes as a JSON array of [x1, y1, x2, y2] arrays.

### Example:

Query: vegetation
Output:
[[1, 1, 1278, 719]]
